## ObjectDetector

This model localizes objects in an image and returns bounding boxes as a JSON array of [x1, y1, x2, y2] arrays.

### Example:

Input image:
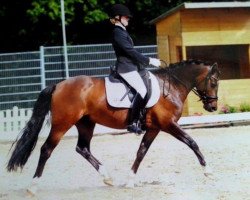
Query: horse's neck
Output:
[[171, 66, 198, 93], [154, 63, 204, 100], [161, 64, 203, 101]]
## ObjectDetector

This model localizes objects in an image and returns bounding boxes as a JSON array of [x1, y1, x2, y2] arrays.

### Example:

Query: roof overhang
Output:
[[149, 2, 250, 24]]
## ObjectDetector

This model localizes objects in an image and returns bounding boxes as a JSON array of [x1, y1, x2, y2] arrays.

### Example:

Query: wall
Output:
[[181, 8, 250, 46], [156, 12, 182, 63]]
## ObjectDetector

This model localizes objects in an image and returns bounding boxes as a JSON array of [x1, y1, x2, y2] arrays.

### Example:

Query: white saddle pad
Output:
[[105, 71, 160, 108]]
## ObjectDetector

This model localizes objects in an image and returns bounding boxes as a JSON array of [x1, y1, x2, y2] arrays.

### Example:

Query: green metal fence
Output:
[[0, 44, 157, 110]]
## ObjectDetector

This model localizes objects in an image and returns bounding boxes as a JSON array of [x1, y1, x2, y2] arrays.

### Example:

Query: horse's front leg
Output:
[[167, 122, 213, 177], [127, 129, 160, 187]]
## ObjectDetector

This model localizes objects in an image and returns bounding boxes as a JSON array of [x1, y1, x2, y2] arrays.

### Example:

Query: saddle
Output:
[[105, 66, 160, 108]]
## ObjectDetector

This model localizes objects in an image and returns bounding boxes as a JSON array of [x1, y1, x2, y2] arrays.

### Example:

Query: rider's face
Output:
[[120, 16, 130, 27]]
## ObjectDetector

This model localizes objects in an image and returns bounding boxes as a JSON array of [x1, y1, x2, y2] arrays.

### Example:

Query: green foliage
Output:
[[25, 0, 184, 25], [27, 0, 110, 24], [84, 9, 108, 24], [0, 0, 245, 52], [239, 103, 250, 112], [27, 0, 61, 23], [228, 106, 238, 113], [219, 104, 237, 114], [219, 103, 250, 114]]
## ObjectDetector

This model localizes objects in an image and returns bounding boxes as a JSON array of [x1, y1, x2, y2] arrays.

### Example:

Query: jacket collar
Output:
[[115, 23, 126, 30]]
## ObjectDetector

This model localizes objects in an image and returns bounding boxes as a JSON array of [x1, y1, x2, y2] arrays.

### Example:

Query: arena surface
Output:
[[1, 125, 250, 200]]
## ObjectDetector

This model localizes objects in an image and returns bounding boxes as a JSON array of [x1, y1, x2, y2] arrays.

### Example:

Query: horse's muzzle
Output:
[[203, 103, 217, 112]]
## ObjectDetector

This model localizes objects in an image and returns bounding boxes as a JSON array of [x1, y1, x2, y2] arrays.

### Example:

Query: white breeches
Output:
[[119, 71, 147, 98]]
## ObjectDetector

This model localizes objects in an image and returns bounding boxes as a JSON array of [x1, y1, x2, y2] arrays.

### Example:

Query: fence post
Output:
[[60, 0, 69, 79], [6, 109, 12, 132], [40, 46, 46, 89], [0, 110, 4, 132], [20, 108, 26, 129]]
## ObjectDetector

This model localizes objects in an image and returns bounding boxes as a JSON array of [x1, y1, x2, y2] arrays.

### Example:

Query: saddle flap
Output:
[[105, 71, 160, 108]]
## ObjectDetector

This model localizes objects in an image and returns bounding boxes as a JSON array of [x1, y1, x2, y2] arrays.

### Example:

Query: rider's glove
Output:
[[149, 58, 161, 67]]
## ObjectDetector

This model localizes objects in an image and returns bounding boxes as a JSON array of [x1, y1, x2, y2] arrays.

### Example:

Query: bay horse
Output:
[[7, 60, 220, 192]]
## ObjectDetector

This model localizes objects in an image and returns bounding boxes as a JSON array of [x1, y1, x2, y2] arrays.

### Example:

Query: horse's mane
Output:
[[153, 59, 211, 75]]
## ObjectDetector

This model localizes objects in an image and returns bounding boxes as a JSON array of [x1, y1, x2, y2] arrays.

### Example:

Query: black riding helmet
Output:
[[110, 4, 132, 18]]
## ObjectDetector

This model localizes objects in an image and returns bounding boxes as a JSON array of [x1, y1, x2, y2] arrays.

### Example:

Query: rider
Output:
[[109, 4, 161, 134]]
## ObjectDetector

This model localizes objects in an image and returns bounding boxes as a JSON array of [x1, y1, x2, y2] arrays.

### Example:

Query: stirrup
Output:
[[127, 123, 143, 135]]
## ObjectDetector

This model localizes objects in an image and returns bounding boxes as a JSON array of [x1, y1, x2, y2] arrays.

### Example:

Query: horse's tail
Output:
[[7, 84, 56, 172]]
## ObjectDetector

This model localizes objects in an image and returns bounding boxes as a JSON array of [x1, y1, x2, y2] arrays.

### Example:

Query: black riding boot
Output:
[[127, 93, 144, 134]]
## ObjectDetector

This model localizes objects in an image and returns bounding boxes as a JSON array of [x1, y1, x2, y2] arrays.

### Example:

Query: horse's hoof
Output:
[[125, 181, 135, 188], [103, 178, 114, 186], [26, 185, 37, 197], [204, 172, 213, 178], [203, 165, 214, 179], [125, 170, 135, 188]]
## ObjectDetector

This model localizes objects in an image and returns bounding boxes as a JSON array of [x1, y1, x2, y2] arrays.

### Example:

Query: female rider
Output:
[[109, 4, 161, 134]]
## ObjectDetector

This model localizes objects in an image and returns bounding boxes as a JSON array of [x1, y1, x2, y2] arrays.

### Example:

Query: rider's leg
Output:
[[119, 71, 147, 98], [127, 93, 144, 133], [120, 71, 147, 134]]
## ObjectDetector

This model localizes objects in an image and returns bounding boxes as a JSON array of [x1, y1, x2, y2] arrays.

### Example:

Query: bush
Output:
[[239, 103, 250, 112], [219, 104, 238, 114], [228, 105, 238, 113]]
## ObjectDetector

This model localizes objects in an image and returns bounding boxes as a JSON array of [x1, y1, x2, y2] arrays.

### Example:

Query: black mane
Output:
[[153, 59, 212, 75]]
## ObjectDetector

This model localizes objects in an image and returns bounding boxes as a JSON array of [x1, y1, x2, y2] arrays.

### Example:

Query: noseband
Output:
[[192, 86, 218, 104]]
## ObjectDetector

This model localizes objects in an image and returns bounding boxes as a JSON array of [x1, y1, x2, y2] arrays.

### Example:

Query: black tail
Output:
[[7, 84, 56, 172]]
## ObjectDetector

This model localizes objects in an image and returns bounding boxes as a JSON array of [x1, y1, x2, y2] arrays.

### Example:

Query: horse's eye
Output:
[[210, 82, 217, 88]]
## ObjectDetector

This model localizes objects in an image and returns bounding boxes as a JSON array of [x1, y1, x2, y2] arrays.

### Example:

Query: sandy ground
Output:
[[0, 125, 250, 200]]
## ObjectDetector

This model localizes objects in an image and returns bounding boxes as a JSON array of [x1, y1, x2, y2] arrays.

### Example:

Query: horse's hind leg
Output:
[[33, 125, 69, 178], [27, 125, 70, 195], [75, 116, 113, 186]]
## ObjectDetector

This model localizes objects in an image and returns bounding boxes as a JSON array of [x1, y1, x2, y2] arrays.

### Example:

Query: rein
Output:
[[160, 60, 218, 103]]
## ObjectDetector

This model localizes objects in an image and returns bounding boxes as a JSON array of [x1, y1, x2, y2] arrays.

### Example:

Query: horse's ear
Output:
[[211, 62, 219, 74], [212, 62, 218, 68]]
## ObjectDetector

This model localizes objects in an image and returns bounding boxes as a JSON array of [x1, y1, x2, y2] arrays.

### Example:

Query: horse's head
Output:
[[194, 63, 220, 112]]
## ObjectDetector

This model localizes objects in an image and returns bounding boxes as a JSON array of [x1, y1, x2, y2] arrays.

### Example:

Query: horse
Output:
[[7, 59, 220, 192]]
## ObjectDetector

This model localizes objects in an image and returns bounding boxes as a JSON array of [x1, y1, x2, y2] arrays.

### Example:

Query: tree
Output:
[[1, 0, 247, 53], [26, 0, 113, 24]]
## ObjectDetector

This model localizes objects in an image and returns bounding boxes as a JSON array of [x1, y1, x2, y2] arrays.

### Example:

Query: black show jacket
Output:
[[112, 25, 150, 73]]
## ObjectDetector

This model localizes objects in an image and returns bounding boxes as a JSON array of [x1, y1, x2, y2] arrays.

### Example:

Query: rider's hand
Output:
[[149, 58, 161, 67]]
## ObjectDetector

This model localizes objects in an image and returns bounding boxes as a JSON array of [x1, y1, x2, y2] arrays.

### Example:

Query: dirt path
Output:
[[1, 125, 250, 200]]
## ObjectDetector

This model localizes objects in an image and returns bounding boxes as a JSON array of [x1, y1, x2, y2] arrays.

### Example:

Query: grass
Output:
[[239, 103, 250, 112]]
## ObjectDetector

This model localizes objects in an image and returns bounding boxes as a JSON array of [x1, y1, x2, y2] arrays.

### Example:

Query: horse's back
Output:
[[55, 75, 104, 96]]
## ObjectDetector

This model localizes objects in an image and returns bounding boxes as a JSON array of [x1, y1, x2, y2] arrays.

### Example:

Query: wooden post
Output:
[[157, 35, 170, 64], [182, 45, 187, 60], [248, 44, 250, 76], [182, 45, 189, 116]]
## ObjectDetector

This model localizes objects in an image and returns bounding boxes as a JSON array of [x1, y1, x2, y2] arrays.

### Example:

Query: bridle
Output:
[[193, 63, 219, 104], [161, 61, 219, 104], [192, 68, 219, 104]]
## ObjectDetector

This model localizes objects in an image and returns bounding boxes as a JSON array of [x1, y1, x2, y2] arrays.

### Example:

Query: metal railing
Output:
[[0, 44, 157, 110]]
